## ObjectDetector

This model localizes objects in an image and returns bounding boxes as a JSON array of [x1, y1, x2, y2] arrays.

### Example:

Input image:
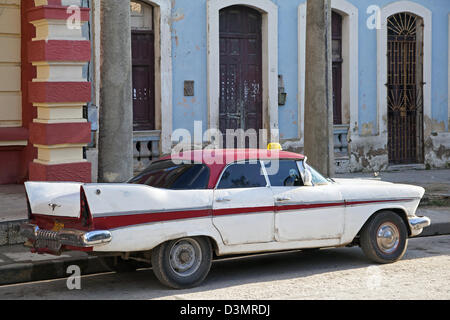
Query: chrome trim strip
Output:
[[92, 205, 212, 218], [345, 197, 419, 206]]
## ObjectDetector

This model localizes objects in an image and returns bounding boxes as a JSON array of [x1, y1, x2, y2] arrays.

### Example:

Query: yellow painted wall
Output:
[[0, 0, 21, 128]]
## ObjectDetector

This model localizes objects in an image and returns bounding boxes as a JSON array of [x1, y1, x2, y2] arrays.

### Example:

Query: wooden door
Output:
[[132, 31, 155, 131], [332, 11, 343, 125], [219, 6, 263, 147]]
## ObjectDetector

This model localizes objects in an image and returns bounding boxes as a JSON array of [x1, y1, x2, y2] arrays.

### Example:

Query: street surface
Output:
[[0, 235, 448, 300]]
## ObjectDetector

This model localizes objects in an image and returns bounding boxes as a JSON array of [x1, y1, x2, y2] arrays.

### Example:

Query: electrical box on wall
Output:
[[278, 75, 287, 106], [184, 81, 195, 97]]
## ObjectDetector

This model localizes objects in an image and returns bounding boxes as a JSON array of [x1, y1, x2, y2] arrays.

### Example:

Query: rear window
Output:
[[128, 160, 210, 190]]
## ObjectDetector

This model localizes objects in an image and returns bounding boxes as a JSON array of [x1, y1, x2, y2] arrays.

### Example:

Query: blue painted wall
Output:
[[170, 0, 450, 137]]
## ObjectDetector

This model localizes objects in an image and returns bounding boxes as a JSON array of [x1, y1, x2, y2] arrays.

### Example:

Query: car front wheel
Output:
[[151, 237, 212, 289], [360, 211, 408, 264]]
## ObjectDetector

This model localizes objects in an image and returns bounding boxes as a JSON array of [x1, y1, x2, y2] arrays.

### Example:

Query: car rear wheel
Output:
[[151, 237, 212, 289], [360, 211, 408, 264]]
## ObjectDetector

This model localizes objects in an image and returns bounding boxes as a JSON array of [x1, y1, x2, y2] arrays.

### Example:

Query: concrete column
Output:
[[98, 0, 133, 183], [28, 0, 92, 182], [304, 0, 335, 177]]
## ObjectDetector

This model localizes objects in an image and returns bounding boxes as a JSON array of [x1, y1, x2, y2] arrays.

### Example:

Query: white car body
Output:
[[23, 163, 430, 257]]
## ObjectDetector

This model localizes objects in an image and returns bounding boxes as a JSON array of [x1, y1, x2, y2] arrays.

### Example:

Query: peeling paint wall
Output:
[[167, 0, 449, 172], [425, 133, 450, 169]]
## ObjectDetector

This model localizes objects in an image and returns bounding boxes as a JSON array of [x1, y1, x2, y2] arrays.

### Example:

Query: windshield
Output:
[[128, 160, 210, 190]]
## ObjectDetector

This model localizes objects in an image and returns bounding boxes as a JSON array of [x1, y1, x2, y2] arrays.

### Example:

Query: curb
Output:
[[0, 220, 27, 247], [421, 194, 450, 207], [0, 255, 114, 286], [420, 222, 450, 238]]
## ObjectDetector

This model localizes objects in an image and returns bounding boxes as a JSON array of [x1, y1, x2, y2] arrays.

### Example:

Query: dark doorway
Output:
[[219, 5, 263, 147], [131, 30, 155, 131], [332, 11, 343, 125], [387, 12, 424, 164]]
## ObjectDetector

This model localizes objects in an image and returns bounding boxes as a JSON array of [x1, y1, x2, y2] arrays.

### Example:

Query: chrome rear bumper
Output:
[[20, 224, 112, 250]]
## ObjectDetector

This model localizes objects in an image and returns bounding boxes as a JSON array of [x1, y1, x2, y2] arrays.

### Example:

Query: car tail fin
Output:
[[25, 181, 83, 219]]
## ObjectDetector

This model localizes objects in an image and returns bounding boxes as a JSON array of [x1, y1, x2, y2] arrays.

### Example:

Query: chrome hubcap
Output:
[[376, 222, 400, 254], [169, 238, 202, 277]]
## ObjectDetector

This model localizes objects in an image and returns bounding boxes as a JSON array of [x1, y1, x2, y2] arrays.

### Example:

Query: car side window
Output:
[[264, 160, 304, 187], [128, 161, 210, 190], [217, 161, 267, 189]]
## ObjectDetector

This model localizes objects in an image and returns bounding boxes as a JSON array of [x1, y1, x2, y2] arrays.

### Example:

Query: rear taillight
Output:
[[80, 189, 92, 227], [26, 197, 33, 220]]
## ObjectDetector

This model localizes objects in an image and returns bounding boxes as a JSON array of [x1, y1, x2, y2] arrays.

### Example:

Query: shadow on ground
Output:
[[0, 235, 448, 300]]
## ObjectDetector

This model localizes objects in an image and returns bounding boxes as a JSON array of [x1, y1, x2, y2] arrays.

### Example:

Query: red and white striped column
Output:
[[27, 0, 92, 182]]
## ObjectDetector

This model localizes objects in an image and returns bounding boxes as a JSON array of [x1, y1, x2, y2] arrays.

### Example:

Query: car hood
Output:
[[332, 178, 425, 202]]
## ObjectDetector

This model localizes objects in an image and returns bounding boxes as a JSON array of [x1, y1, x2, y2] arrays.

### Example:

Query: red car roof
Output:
[[160, 149, 305, 189]]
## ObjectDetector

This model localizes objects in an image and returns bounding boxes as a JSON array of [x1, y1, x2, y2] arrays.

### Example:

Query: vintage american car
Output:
[[21, 149, 431, 289]]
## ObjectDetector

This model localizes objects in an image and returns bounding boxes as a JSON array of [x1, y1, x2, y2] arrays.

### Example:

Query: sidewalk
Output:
[[0, 244, 113, 286], [0, 185, 27, 246]]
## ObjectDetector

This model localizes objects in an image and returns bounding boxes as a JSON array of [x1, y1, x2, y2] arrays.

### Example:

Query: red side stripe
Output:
[[90, 198, 414, 229], [93, 209, 211, 230], [276, 202, 345, 212], [214, 206, 275, 216]]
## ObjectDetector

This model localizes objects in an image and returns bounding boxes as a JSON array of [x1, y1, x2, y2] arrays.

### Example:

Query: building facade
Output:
[[0, 0, 449, 184]]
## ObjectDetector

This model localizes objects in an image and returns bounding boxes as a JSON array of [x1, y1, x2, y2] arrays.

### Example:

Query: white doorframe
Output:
[[138, 0, 173, 154], [207, 0, 279, 138], [298, 0, 358, 142]]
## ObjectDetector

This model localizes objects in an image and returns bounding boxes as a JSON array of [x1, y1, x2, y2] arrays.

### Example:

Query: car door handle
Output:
[[216, 197, 232, 203], [276, 197, 291, 202]]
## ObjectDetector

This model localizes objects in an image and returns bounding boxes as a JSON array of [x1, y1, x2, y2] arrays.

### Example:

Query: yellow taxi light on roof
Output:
[[267, 143, 283, 151]]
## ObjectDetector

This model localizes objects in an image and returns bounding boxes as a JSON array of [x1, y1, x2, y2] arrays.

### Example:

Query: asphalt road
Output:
[[0, 235, 449, 300]]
